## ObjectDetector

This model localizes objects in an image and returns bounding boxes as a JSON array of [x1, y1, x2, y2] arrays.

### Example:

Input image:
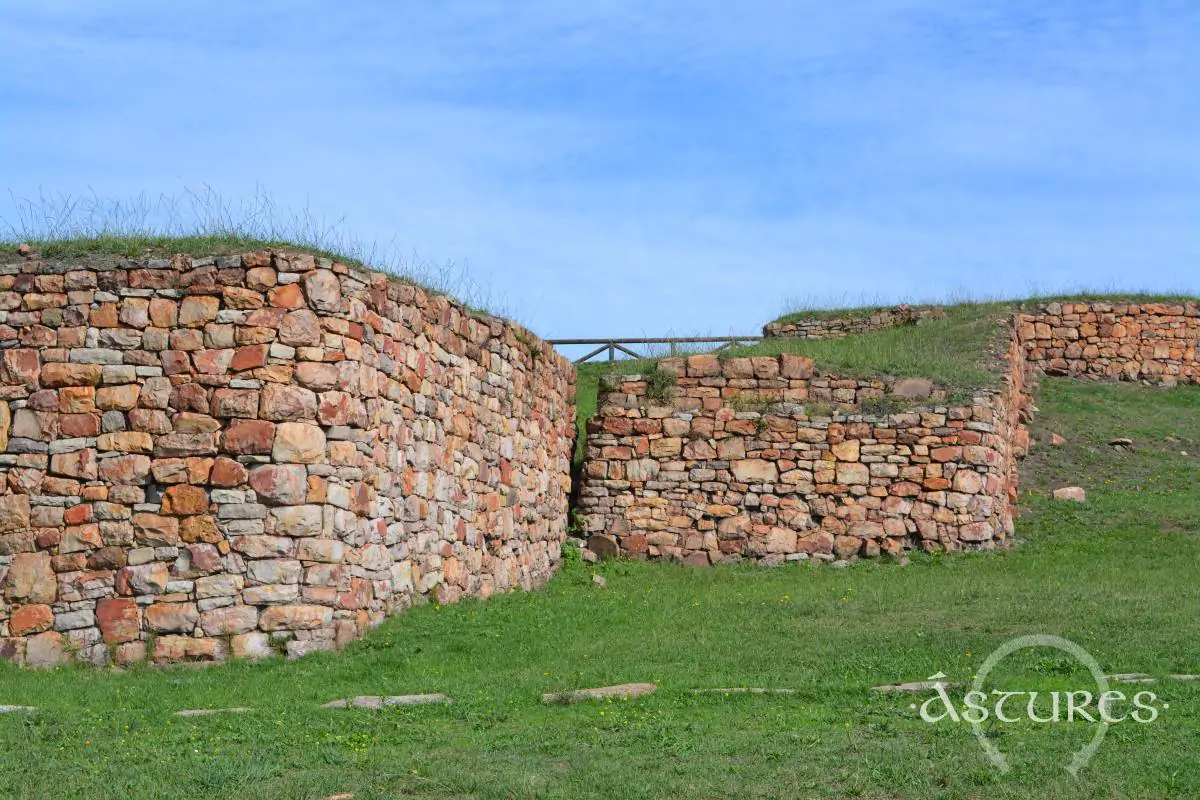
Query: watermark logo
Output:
[[915, 634, 1167, 776]]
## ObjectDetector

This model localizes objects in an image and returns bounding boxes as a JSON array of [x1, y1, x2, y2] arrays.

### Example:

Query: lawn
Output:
[[1, 379, 1199, 799]]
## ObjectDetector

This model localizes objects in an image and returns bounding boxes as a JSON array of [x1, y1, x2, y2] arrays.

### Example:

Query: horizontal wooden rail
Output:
[[547, 336, 763, 364]]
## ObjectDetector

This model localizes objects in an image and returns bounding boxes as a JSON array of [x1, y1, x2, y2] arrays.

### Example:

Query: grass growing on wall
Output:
[[773, 292, 1200, 326], [0, 186, 506, 317], [571, 292, 1200, 454], [1, 381, 1199, 799]]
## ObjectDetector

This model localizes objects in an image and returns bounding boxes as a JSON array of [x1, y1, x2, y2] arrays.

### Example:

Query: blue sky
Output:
[[2, 1, 1198, 349]]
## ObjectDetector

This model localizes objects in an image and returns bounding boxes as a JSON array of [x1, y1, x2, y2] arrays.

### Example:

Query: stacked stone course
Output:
[[0, 249, 574, 667], [578, 342, 1031, 565], [1018, 301, 1199, 384], [762, 305, 944, 339]]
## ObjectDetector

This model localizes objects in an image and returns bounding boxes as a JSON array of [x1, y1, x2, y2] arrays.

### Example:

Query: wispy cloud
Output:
[[2, 1, 1198, 343]]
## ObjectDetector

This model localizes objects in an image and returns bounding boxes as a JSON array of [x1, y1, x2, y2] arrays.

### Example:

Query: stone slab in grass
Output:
[[322, 694, 450, 709], [871, 681, 960, 693], [691, 688, 796, 695], [542, 683, 657, 704], [0, 705, 37, 714], [1108, 673, 1157, 684], [174, 707, 253, 717], [1168, 674, 1200, 681]]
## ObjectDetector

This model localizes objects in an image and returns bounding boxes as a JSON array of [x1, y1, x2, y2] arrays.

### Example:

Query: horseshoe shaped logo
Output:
[[970, 634, 1110, 776]]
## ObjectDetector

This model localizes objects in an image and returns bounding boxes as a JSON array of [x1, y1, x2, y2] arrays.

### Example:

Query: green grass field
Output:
[[2, 378, 1198, 799]]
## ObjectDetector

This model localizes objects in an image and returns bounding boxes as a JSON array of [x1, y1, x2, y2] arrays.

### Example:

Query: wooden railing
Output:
[[547, 336, 763, 364]]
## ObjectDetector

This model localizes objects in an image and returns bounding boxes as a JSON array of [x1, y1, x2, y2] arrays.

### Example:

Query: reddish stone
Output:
[[60, 523, 102, 552], [161, 485, 209, 516], [88, 547, 127, 570], [259, 383, 317, 421], [96, 383, 140, 411], [193, 349, 233, 375], [249, 464, 308, 505], [148, 298, 178, 327], [223, 419, 276, 454], [129, 408, 172, 433], [210, 457, 248, 487], [268, 283, 305, 309], [222, 286, 263, 310], [64, 504, 93, 525], [1, 348, 41, 389], [180, 516, 221, 544], [686, 354, 721, 377], [96, 597, 141, 643], [144, 602, 200, 633], [271, 421, 326, 463], [210, 388, 259, 418], [245, 307, 287, 328], [931, 446, 962, 463], [316, 391, 354, 426], [245, 266, 276, 290], [278, 309, 322, 347], [50, 448, 98, 480], [9, 604, 54, 635], [161, 350, 193, 375], [98, 454, 152, 484], [153, 433, 218, 457], [295, 361, 338, 391], [178, 296, 220, 327], [780, 354, 814, 379], [185, 543, 223, 574], [172, 412, 221, 434], [230, 344, 268, 371], [259, 604, 332, 631], [59, 412, 101, 437], [170, 382, 210, 412], [200, 605, 259, 636], [96, 431, 153, 454], [304, 269, 341, 312], [58, 386, 96, 413], [3, 552, 56, 604], [41, 363, 103, 388], [133, 513, 181, 545]]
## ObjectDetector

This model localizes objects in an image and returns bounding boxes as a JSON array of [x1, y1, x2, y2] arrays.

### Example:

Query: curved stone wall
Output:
[[0, 249, 575, 666], [577, 346, 1030, 565]]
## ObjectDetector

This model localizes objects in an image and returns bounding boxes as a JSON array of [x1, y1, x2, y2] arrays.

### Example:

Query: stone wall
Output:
[[1017, 301, 1199, 384], [0, 249, 575, 667], [762, 305, 944, 339], [577, 346, 1030, 565]]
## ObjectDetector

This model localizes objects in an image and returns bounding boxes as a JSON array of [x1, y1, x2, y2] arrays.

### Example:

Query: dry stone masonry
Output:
[[581, 298, 1196, 566], [577, 342, 1032, 565], [762, 305, 944, 340], [0, 249, 574, 667], [1018, 301, 1199, 384]]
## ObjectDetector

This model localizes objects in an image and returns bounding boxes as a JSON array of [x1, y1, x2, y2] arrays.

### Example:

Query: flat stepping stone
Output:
[[322, 694, 450, 709], [691, 688, 796, 695], [542, 683, 657, 704], [0, 705, 37, 714], [1108, 673, 1156, 684], [174, 707, 253, 717], [1168, 674, 1200, 681], [871, 681, 959, 693]]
